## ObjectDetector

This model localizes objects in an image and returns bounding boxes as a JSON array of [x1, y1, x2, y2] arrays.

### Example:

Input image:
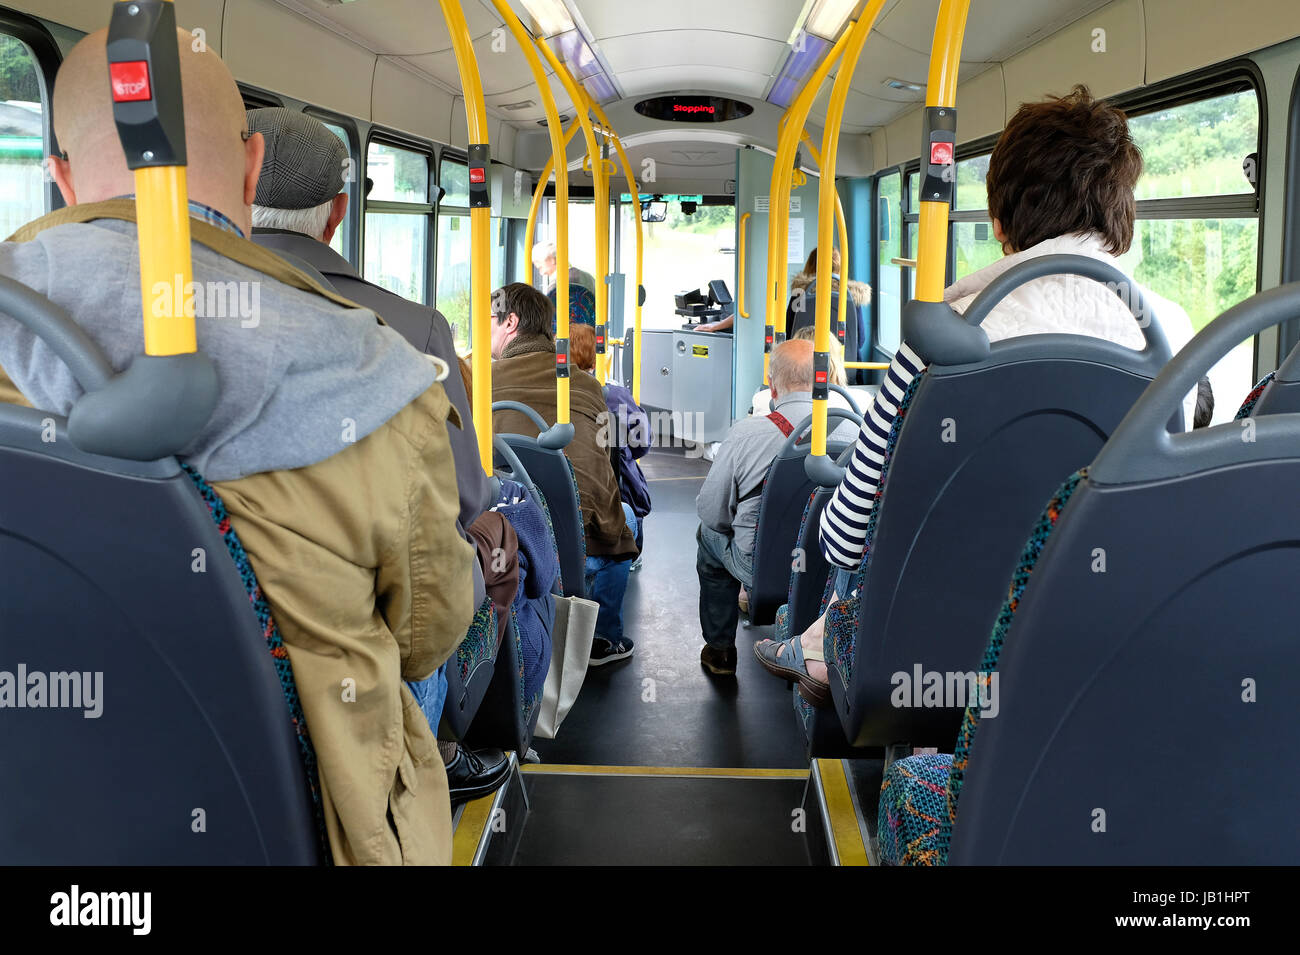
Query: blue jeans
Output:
[[584, 504, 638, 648], [406, 664, 448, 734]]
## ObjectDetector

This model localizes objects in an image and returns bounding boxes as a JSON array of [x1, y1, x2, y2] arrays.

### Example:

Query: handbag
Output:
[[533, 595, 599, 738]]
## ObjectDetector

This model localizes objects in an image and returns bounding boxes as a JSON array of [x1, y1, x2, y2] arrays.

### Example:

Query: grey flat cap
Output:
[[247, 107, 347, 210]]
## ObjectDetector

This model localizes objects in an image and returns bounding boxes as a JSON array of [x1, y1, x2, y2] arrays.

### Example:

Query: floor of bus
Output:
[[509, 446, 820, 865], [531, 446, 809, 770]]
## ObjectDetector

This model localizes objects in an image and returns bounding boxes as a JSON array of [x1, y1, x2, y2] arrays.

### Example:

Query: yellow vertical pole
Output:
[[492, 0, 574, 426], [439, 0, 493, 474], [534, 38, 608, 387], [522, 119, 581, 282], [110, 0, 195, 357], [914, 0, 970, 304], [810, 1, 889, 460], [583, 99, 645, 403], [738, 212, 751, 320], [763, 27, 853, 385], [799, 132, 851, 349]]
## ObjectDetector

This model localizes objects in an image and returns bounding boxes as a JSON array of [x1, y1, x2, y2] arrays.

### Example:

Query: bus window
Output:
[[435, 209, 508, 354], [876, 171, 902, 353], [0, 33, 46, 237], [952, 153, 1002, 282], [1120, 87, 1260, 417], [364, 140, 431, 303], [614, 200, 735, 330]]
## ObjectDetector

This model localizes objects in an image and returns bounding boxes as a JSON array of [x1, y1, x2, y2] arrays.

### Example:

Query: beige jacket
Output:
[[0, 205, 475, 865]]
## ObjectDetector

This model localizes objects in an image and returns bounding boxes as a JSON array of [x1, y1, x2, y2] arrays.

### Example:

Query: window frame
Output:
[[362, 130, 437, 305], [304, 107, 362, 265], [0, 11, 63, 215]]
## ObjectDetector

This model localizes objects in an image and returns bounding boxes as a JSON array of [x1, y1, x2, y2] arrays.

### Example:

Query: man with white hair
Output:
[[695, 339, 824, 676], [531, 240, 596, 297]]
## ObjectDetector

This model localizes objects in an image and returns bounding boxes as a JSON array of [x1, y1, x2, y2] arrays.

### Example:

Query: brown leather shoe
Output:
[[700, 643, 738, 676]]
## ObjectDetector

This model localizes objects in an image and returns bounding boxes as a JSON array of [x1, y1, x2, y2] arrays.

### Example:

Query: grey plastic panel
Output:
[[69, 352, 219, 460], [1091, 282, 1300, 485], [902, 299, 990, 366]]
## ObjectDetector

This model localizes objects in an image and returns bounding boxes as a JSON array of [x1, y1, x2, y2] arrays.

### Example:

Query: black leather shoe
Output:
[[700, 643, 738, 676], [445, 746, 511, 806]]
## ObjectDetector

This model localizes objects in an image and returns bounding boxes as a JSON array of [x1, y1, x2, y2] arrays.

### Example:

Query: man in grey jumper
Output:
[[696, 339, 818, 676]]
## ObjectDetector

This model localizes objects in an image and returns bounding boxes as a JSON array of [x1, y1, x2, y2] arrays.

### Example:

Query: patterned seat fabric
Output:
[[822, 373, 925, 684], [455, 597, 498, 684], [875, 469, 1087, 865], [1235, 371, 1276, 420], [182, 465, 331, 861], [548, 284, 597, 332]]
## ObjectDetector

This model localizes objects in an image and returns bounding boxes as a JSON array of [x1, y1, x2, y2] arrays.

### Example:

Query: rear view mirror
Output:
[[642, 201, 668, 223], [878, 196, 892, 242]]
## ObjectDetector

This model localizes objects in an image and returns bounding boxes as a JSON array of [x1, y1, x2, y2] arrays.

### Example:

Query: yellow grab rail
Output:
[[915, 0, 970, 304], [810, 2, 888, 460], [738, 212, 751, 319], [583, 97, 645, 403], [522, 118, 580, 283], [534, 38, 610, 384], [799, 131, 851, 353], [439, 0, 493, 473], [110, 0, 195, 357], [763, 26, 853, 384], [492, 0, 573, 427], [844, 362, 892, 370]]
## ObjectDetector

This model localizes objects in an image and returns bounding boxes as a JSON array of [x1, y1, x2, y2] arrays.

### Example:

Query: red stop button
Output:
[[469, 167, 486, 184], [110, 60, 152, 102], [929, 141, 954, 165]]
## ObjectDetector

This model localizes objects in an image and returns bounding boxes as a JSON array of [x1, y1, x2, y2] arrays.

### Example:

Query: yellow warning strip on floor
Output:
[[522, 764, 808, 780], [451, 791, 496, 866], [816, 758, 870, 865]]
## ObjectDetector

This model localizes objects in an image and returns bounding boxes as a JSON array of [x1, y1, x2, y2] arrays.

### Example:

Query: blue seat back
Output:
[[749, 411, 858, 625], [496, 433, 586, 599], [0, 405, 322, 864], [831, 255, 1175, 749], [947, 282, 1300, 864]]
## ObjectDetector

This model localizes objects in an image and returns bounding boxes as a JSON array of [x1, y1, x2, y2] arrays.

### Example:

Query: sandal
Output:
[[752, 634, 831, 708]]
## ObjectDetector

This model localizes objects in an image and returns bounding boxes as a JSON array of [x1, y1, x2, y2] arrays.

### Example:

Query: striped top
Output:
[[818, 342, 926, 569]]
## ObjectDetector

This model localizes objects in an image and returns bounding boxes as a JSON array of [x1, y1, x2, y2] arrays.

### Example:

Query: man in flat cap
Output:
[[248, 107, 516, 804]]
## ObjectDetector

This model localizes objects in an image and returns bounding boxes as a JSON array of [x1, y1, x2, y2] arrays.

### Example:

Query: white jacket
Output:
[[944, 232, 1197, 426]]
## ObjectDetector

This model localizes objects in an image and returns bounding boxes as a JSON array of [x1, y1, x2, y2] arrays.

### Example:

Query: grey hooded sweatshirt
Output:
[[0, 218, 437, 482]]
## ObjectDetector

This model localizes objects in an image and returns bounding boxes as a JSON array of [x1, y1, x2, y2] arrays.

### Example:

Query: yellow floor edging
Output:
[[521, 764, 808, 780], [817, 758, 870, 866], [451, 791, 496, 866]]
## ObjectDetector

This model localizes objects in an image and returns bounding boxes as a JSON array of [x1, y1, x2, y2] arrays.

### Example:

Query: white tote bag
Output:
[[534, 595, 599, 739]]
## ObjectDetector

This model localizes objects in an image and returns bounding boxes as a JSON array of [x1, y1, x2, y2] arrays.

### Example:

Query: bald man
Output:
[[695, 339, 822, 676], [0, 29, 475, 865]]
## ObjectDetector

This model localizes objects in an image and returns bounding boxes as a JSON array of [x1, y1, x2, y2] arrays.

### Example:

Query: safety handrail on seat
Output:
[[492, 433, 540, 501], [782, 408, 864, 456], [828, 383, 861, 416], [1090, 282, 1300, 485], [68, 0, 218, 462], [491, 399, 574, 451], [0, 276, 112, 391]]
